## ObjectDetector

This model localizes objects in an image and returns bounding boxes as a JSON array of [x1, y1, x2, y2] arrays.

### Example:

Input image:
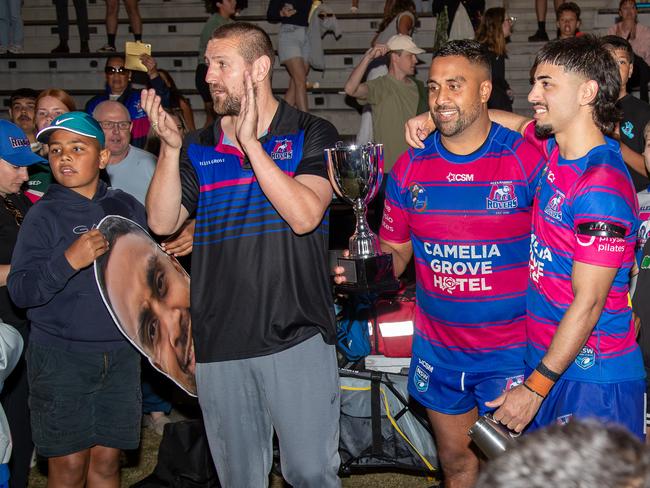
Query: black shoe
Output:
[[80, 40, 90, 53], [528, 30, 549, 42], [51, 41, 69, 54]]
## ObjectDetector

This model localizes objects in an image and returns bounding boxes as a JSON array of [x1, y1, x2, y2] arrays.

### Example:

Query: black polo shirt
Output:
[[617, 94, 650, 191], [180, 100, 338, 362]]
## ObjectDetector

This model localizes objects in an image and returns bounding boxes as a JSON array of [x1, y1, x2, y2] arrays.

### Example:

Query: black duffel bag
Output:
[[131, 419, 220, 488]]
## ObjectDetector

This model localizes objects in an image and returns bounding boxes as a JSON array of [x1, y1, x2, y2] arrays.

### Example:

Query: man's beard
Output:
[[212, 93, 241, 116], [210, 84, 242, 116], [430, 99, 482, 138], [534, 123, 554, 138]]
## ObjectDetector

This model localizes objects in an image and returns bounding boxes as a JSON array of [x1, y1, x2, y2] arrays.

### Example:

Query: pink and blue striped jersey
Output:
[[524, 123, 644, 383], [380, 123, 545, 372]]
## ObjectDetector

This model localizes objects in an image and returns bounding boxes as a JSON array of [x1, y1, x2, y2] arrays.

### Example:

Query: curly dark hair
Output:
[[532, 35, 622, 137]]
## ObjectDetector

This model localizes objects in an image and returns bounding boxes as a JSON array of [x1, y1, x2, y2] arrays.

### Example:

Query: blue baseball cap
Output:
[[0, 120, 47, 167], [36, 111, 106, 148]]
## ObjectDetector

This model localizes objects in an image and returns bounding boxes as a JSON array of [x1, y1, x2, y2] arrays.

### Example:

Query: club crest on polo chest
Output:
[[271, 138, 294, 160]]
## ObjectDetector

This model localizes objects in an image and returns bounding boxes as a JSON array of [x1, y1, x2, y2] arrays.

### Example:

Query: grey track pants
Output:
[[196, 333, 341, 488]]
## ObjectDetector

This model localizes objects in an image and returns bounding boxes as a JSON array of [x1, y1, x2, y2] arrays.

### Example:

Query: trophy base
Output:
[[336, 253, 400, 294]]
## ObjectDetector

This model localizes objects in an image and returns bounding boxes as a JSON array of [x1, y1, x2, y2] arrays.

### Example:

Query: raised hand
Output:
[[235, 71, 259, 150], [140, 54, 159, 79], [366, 44, 389, 60], [141, 88, 183, 150]]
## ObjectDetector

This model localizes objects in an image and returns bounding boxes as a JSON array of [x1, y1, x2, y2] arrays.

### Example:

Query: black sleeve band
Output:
[[576, 221, 626, 238], [535, 360, 561, 382]]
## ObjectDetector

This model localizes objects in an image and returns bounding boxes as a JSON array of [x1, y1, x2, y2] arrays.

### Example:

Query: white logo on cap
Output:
[[54, 117, 74, 125]]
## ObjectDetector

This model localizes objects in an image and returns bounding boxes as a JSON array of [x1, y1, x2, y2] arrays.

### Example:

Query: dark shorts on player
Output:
[[527, 370, 646, 441], [408, 350, 524, 416], [27, 342, 142, 457]]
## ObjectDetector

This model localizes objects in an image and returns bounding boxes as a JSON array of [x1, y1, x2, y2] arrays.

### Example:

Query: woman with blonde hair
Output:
[[475, 7, 514, 111]]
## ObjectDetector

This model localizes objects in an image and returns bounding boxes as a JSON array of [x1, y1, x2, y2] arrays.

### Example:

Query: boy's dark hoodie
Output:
[[8, 181, 146, 352]]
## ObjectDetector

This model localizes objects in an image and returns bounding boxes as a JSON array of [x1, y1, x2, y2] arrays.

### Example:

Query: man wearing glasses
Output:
[[92, 101, 156, 205], [86, 55, 170, 148]]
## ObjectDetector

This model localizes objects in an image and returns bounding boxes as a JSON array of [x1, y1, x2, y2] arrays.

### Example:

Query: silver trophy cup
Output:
[[325, 142, 398, 293]]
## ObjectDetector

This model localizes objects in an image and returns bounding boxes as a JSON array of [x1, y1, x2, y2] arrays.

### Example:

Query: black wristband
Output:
[[522, 382, 545, 399], [536, 361, 561, 382]]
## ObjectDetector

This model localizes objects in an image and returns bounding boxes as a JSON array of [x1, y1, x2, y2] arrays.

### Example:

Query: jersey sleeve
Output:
[[294, 115, 339, 180], [523, 121, 551, 158], [179, 136, 200, 216], [512, 134, 546, 200], [379, 152, 412, 244], [571, 160, 637, 268]]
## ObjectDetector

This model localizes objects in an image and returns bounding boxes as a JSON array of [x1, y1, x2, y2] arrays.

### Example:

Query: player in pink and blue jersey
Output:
[[481, 37, 645, 439], [375, 40, 545, 488], [404, 35, 646, 445]]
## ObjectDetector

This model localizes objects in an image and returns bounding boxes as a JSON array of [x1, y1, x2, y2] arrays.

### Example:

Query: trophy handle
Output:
[[361, 143, 384, 207], [325, 147, 355, 205]]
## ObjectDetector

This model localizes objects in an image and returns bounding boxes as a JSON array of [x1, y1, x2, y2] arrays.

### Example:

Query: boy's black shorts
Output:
[[27, 341, 141, 457]]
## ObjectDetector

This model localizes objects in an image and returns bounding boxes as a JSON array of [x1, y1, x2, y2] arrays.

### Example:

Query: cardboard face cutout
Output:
[[94, 215, 196, 396]]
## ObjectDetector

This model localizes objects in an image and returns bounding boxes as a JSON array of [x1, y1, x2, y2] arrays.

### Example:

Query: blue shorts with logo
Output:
[[527, 369, 646, 441], [408, 351, 524, 416]]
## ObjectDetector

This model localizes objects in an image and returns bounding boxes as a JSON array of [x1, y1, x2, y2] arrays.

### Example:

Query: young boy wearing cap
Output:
[[7, 112, 146, 488]]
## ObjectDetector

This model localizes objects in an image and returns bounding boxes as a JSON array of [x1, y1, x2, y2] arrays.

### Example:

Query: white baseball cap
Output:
[[386, 34, 425, 55]]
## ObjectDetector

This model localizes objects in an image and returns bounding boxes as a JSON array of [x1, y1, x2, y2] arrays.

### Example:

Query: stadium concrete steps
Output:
[[3, 0, 639, 131]]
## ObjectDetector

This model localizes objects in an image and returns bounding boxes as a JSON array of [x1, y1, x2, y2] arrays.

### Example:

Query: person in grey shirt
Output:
[[93, 101, 156, 205]]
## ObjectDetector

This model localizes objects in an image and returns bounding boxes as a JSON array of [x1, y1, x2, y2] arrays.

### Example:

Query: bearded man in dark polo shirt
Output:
[[141, 22, 341, 488]]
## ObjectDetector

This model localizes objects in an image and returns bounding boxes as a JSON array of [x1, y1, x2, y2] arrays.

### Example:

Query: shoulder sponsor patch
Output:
[[409, 182, 427, 212]]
